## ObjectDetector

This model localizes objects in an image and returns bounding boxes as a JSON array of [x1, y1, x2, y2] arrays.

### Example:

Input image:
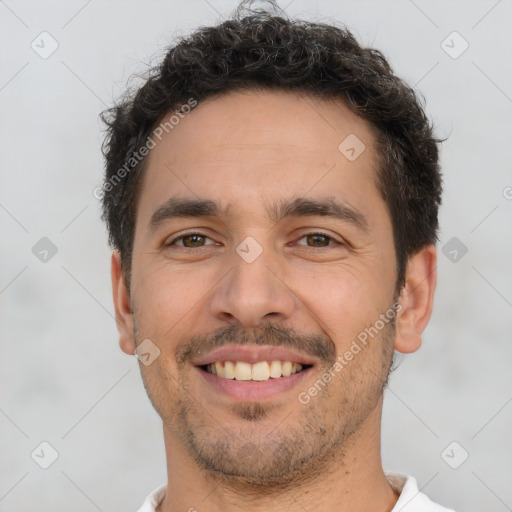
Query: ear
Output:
[[394, 245, 437, 354], [111, 250, 136, 355]]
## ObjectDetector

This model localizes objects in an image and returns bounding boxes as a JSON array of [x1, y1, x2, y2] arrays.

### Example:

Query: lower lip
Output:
[[196, 366, 312, 401]]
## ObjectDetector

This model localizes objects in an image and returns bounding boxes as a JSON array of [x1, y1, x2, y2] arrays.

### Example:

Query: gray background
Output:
[[1, 0, 511, 510]]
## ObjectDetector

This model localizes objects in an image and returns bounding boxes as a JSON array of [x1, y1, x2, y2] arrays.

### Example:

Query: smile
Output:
[[192, 344, 316, 400], [202, 360, 311, 381]]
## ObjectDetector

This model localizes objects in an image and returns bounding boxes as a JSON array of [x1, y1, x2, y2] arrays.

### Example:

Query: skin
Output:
[[111, 89, 437, 512]]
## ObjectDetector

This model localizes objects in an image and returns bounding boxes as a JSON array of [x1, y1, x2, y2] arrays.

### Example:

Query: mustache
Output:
[[174, 323, 336, 367]]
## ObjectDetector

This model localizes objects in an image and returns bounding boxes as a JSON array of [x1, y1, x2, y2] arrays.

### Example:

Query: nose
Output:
[[209, 247, 297, 327]]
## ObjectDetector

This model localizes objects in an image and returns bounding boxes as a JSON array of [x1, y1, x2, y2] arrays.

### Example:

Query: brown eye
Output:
[[181, 234, 206, 247], [306, 234, 330, 247], [167, 233, 215, 248], [296, 233, 337, 248]]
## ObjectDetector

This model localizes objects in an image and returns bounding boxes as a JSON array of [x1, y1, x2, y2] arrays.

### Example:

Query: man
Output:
[[100, 1, 453, 510]]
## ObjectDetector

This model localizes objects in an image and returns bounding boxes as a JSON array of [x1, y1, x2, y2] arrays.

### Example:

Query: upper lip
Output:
[[192, 345, 316, 366]]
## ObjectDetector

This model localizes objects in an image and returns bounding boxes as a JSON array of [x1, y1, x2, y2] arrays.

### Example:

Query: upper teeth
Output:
[[207, 361, 304, 381]]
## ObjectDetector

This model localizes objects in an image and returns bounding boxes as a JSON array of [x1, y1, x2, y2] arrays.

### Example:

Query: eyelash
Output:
[[166, 232, 217, 249], [165, 231, 344, 250]]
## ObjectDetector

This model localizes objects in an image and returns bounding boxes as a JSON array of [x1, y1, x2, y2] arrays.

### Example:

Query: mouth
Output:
[[199, 360, 313, 381], [192, 345, 316, 401]]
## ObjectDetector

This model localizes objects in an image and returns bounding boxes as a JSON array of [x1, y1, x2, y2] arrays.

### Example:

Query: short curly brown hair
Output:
[[100, 1, 443, 292]]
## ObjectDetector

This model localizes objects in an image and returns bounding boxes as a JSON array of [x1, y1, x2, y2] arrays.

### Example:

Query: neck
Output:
[[158, 400, 398, 512]]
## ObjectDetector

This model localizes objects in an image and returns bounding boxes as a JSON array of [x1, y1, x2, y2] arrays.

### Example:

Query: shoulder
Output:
[[386, 472, 456, 512], [135, 483, 167, 512]]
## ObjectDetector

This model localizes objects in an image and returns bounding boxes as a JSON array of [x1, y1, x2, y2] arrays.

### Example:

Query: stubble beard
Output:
[[135, 316, 396, 491]]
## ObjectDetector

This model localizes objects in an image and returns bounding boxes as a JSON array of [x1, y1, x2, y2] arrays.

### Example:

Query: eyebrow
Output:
[[148, 196, 369, 233], [149, 198, 224, 231], [267, 197, 369, 232]]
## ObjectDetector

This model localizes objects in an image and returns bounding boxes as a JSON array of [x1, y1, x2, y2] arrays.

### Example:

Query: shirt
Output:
[[136, 472, 455, 512]]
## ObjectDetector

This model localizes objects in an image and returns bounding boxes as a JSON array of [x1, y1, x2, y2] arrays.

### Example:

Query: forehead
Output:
[[136, 89, 382, 223]]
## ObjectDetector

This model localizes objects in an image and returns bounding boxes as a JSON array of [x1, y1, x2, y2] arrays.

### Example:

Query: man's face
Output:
[[124, 89, 400, 484]]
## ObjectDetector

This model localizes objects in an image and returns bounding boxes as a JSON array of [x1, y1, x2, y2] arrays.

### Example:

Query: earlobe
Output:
[[393, 245, 437, 354], [111, 251, 136, 355]]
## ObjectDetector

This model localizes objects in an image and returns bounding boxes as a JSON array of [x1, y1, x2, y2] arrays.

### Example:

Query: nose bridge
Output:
[[210, 244, 295, 326]]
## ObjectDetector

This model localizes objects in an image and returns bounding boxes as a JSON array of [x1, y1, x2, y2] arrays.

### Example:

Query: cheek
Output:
[[287, 266, 383, 341], [133, 266, 206, 339]]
